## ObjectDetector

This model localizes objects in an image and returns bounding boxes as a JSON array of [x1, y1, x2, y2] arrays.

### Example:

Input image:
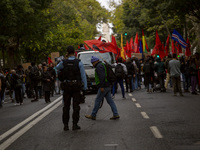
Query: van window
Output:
[[78, 52, 114, 66]]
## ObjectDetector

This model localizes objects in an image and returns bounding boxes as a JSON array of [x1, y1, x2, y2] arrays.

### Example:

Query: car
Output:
[[77, 50, 116, 92]]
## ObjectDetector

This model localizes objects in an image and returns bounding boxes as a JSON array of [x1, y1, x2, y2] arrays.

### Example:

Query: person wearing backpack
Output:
[[112, 57, 127, 99], [85, 56, 119, 120], [56, 46, 87, 131]]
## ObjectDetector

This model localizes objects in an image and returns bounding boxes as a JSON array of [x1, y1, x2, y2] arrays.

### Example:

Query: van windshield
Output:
[[78, 52, 113, 66]]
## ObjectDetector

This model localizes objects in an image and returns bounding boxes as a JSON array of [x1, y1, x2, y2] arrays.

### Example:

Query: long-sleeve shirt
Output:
[[56, 56, 87, 90]]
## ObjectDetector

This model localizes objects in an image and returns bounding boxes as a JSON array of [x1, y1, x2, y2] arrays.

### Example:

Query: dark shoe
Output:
[[180, 94, 184, 96], [122, 97, 126, 100], [130, 90, 133, 92], [31, 99, 38, 102], [173, 94, 177, 96], [191, 92, 198, 95], [72, 125, 81, 131], [110, 115, 120, 120], [85, 115, 96, 120], [64, 125, 69, 131]]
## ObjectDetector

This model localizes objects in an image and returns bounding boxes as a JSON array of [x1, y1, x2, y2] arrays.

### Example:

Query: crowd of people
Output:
[[0, 62, 60, 107], [115, 52, 200, 97]]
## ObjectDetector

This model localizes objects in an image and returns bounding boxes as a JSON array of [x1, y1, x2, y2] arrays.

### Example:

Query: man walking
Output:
[[85, 56, 120, 120], [169, 53, 183, 96], [56, 46, 87, 131]]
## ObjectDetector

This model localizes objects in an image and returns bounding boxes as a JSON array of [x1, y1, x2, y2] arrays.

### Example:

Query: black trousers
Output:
[[62, 86, 81, 126], [30, 83, 38, 100], [44, 91, 50, 103], [14, 88, 23, 103]]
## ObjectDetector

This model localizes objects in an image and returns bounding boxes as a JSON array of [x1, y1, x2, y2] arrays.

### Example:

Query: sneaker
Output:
[[72, 125, 81, 131], [64, 125, 69, 131], [179, 94, 184, 96], [85, 115, 96, 120], [14, 103, 20, 106], [31, 99, 39, 102], [110, 115, 120, 120]]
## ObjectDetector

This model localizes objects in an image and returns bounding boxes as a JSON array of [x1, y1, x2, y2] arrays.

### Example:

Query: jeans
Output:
[[171, 76, 182, 95], [191, 75, 197, 92], [182, 73, 190, 90], [112, 79, 125, 98], [91, 87, 119, 117]]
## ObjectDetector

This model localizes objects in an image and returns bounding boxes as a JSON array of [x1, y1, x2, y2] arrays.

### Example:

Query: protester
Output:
[[143, 57, 154, 92], [56, 46, 87, 131], [37, 64, 43, 99], [112, 57, 127, 99], [154, 57, 166, 92], [85, 56, 120, 120], [169, 53, 183, 96], [10, 70, 23, 105], [164, 54, 172, 89], [29, 62, 39, 102], [0, 69, 6, 107], [125, 58, 135, 92], [42, 65, 52, 103], [189, 57, 198, 95], [48, 63, 56, 97], [16, 65, 26, 98]]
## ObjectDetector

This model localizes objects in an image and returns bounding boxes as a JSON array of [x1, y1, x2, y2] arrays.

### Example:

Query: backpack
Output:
[[103, 63, 117, 83], [29, 66, 39, 81], [115, 64, 125, 79], [58, 59, 81, 84]]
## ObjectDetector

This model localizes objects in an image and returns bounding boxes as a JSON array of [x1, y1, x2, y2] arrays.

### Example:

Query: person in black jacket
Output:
[[10, 70, 23, 105], [85, 56, 119, 120], [42, 66, 52, 103], [125, 58, 135, 92], [47, 63, 56, 97], [143, 58, 154, 92]]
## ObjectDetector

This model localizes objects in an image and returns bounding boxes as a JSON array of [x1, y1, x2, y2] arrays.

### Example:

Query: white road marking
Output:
[[135, 103, 141, 108], [0, 96, 63, 142], [150, 126, 163, 138], [0, 101, 62, 150], [128, 93, 133, 97], [132, 98, 136, 102], [141, 112, 150, 119]]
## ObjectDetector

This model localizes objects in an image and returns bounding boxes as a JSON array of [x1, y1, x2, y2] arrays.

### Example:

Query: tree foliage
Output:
[[0, 0, 109, 67], [111, 0, 200, 52]]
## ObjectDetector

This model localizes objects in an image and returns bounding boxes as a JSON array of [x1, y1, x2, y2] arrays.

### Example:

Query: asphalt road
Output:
[[0, 87, 200, 150]]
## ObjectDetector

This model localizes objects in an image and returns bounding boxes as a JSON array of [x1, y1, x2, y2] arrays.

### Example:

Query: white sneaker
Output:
[[14, 103, 20, 106]]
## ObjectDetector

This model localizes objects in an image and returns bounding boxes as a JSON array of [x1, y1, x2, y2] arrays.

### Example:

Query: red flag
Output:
[[48, 57, 53, 64], [129, 37, 134, 53], [98, 36, 101, 41], [134, 33, 139, 53], [171, 40, 176, 54], [152, 31, 161, 56], [125, 41, 131, 58], [175, 41, 182, 54], [185, 38, 191, 56], [84, 40, 117, 54], [84, 44, 89, 50], [112, 35, 120, 57], [165, 35, 170, 56], [145, 39, 150, 52]]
